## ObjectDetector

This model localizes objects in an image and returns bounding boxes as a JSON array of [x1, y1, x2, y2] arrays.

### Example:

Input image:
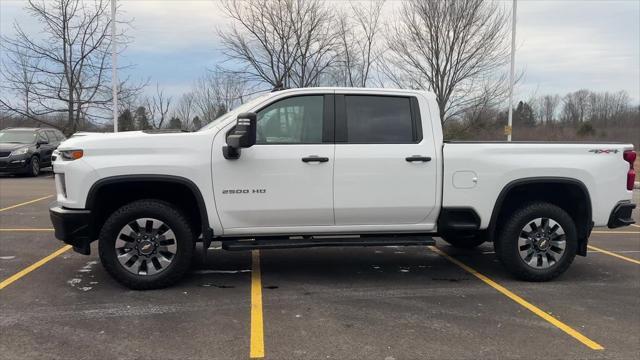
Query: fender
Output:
[[86, 174, 213, 243], [487, 177, 593, 255]]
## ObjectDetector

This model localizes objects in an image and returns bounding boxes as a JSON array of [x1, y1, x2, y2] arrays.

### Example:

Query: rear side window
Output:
[[344, 96, 418, 143]]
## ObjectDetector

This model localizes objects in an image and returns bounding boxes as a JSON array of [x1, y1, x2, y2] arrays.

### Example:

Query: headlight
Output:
[[59, 149, 84, 160], [9, 147, 29, 156]]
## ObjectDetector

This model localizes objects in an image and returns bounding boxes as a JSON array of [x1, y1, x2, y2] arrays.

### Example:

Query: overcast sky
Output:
[[1, 0, 639, 103]]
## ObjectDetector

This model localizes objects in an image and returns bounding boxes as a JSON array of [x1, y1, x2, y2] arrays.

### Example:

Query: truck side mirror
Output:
[[223, 112, 257, 160]]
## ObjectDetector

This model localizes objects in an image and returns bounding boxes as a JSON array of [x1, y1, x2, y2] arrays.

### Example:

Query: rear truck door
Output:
[[333, 93, 438, 226], [211, 93, 336, 231]]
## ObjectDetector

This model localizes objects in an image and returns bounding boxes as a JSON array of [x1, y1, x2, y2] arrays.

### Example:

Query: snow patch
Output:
[[68, 261, 99, 291]]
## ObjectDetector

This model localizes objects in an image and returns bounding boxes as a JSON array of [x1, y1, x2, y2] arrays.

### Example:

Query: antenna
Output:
[[271, 81, 286, 92]]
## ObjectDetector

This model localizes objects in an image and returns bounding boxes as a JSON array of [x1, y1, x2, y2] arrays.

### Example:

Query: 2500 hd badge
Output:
[[222, 189, 267, 194]]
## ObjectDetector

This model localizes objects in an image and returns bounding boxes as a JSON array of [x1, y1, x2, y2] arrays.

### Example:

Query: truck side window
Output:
[[256, 96, 324, 144], [345, 95, 415, 143]]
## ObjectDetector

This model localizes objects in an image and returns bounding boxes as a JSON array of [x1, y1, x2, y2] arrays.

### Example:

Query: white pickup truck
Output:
[[49, 88, 637, 289]]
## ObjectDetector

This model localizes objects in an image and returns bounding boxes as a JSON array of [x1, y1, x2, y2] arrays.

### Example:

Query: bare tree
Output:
[[446, 86, 502, 138], [192, 71, 248, 123], [146, 83, 172, 129], [561, 89, 590, 124], [192, 76, 221, 124], [332, 0, 386, 87], [288, 0, 339, 86], [385, 0, 510, 123], [539, 94, 560, 124], [175, 92, 195, 130], [0, 0, 142, 133], [219, 0, 338, 88], [0, 44, 56, 127], [587, 90, 630, 125]]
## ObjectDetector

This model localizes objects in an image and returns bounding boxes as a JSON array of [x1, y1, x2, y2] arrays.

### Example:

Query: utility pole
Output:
[[111, 0, 118, 132], [507, 0, 517, 141]]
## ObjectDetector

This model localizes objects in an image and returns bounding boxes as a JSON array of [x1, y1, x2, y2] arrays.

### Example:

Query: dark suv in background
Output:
[[0, 127, 66, 176]]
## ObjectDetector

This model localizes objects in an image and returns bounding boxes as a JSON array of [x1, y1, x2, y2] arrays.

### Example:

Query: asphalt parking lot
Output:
[[1, 174, 639, 360]]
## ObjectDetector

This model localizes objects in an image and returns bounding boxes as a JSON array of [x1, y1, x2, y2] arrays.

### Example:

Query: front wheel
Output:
[[28, 156, 40, 177], [494, 202, 577, 282], [98, 200, 195, 290]]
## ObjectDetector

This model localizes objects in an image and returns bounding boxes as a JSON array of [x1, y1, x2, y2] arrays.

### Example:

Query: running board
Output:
[[220, 236, 435, 251]]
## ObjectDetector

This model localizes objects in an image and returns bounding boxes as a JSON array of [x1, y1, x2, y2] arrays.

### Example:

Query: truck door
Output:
[[212, 94, 335, 232], [333, 94, 438, 226]]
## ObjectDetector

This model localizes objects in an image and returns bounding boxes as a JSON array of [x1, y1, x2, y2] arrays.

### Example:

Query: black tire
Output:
[[494, 202, 577, 282], [28, 156, 40, 177], [441, 232, 487, 249], [98, 199, 195, 290]]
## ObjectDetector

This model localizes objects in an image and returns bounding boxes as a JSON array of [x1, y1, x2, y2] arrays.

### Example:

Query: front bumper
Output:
[[607, 201, 636, 228], [49, 205, 94, 255], [0, 155, 32, 174]]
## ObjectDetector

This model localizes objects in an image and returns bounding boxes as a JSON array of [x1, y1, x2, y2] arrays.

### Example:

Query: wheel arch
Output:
[[487, 177, 593, 256], [86, 175, 212, 242]]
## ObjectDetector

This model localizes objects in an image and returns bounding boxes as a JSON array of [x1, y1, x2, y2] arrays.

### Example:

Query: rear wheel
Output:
[[495, 202, 577, 281], [99, 200, 194, 290]]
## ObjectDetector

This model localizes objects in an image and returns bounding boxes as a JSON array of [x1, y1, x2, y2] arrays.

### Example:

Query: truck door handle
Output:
[[302, 156, 329, 163], [405, 155, 431, 162]]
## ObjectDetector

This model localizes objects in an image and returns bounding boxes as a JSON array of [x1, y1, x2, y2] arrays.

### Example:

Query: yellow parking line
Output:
[[587, 245, 640, 265], [0, 245, 71, 290], [0, 195, 53, 212], [591, 231, 639, 235], [428, 246, 604, 350], [0, 228, 54, 232], [250, 250, 265, 359]]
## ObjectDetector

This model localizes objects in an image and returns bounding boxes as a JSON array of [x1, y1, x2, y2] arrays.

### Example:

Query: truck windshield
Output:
[[197, 94, 270, 132], [0, 131, 37, 144]]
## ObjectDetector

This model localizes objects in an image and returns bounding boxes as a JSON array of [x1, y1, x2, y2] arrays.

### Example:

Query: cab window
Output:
[[256, 96, 324, 144], [343, 95, 421, 144]]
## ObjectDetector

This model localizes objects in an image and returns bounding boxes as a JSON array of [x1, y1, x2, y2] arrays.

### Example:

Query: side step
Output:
[[221, 235, 435, 251]]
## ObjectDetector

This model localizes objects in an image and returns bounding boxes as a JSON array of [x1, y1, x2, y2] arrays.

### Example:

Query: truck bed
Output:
[[442, 142, 634, 228]]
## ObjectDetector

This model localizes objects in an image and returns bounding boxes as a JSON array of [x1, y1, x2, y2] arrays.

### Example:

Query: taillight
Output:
[[623, 150, 636, 190]]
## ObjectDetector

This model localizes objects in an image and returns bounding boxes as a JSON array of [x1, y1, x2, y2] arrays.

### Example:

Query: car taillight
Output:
[[623, 150, 636, 190]]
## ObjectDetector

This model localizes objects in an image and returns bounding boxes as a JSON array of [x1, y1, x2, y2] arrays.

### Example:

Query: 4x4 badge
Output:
[[589, 149, 619, 154]]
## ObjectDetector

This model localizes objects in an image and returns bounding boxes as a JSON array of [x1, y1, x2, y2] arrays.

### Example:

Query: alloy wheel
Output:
[[517, 217, 566, 269], [115, 218, 177, 276]]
